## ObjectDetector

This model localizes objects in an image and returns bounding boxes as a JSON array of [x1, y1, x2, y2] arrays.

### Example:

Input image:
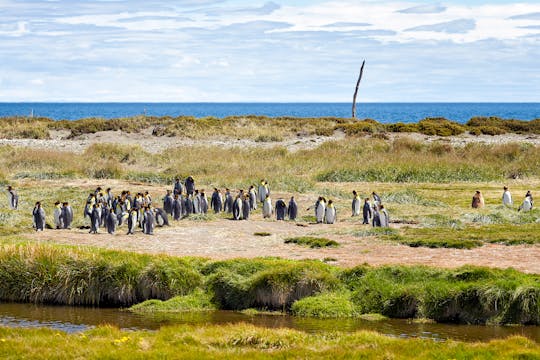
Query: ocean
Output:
[[0, 103, 539, 123]]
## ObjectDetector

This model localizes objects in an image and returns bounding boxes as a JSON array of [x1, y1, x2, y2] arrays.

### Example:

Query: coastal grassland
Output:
[[1, 243, 540, 325], [1, 138, 539, 187], [2, 115, 540, 140], [1, 325, 538, 359]]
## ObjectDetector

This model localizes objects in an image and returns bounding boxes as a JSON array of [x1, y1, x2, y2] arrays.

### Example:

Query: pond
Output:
[[1, 302, 538, 343]]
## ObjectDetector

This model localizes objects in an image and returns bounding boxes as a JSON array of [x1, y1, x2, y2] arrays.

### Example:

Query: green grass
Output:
[[387, 223, 540, 249], [291, 292, 357, 318], [1, 324, 539, 359], [1, 244, 540, 324], [0, 244, 205, 306], [129, 289, 216, 313], [284, 237, 339, 248]]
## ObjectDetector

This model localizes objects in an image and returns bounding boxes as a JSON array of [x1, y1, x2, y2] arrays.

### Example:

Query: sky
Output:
[[0, 0, 539, 102]]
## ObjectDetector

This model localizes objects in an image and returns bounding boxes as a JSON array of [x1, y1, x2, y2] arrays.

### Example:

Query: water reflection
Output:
[[0, 302, 538, 343]]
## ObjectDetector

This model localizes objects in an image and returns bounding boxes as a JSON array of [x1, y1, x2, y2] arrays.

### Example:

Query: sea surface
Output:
[[0, 103, 539, 123]]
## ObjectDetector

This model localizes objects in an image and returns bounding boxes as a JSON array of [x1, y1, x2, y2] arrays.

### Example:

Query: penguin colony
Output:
[[10, 181, 533, 235], [5, 178, 396, 234]]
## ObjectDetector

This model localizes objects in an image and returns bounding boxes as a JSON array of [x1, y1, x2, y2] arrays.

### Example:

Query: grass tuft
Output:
[[284, 237, 339, 248]]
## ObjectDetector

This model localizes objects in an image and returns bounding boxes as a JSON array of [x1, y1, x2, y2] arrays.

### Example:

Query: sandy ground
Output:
[[1, 129, 539, 154], [30, 215, 540, 274]]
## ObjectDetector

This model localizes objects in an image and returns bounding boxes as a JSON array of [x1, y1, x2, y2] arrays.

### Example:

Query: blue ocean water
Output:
[[0, 103, 538, 123]]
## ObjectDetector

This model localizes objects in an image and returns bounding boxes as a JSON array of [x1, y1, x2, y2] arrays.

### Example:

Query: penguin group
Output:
[[7, 178, 399, 234]]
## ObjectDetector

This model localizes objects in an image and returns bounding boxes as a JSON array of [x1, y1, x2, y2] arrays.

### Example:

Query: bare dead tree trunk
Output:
[[352, 60, 366, 118]]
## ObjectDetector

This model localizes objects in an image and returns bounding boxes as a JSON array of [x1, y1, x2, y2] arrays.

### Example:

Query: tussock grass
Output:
[[291, 292, 357, 318], [343, 265, 540, 324], [129, 289, 216, 313], [1, 244, 540, 324], [0, 244, 204, 306], [284, 237, 339, 248]]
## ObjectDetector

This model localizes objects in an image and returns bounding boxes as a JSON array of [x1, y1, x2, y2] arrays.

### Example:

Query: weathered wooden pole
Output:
[[352, 60, 365, 118]]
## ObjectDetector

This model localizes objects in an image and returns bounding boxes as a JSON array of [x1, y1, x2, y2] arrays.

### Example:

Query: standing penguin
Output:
[[61, 202, 73, 229], [372, 205, 381, 227], [200, 190, 209, 214], [193, 190, 201, 214], [372, 192, 382, 208], [32, 202, 46, 231], [143, 207, 155, 235], [249, 185, 257, 210], [325, 200, 336, 224], [53, 201, 63, 229], [352, 190, 361, 217], [172, 194, 183, 220], [106, 209, 118, 234], [6, 186, 18, 210], [211, 188, 223, 214], [127, 208, 138, 235], [362, 198, 372, 225], [224, 189, 234, 214], [380, 205, 390, 227], [315, 197, 326, 224], [90, 204, 100, 234], [173, 178, 184, 196], [233, 195, 243, 220], [242, 194, 251, 220], [163, 190, 174, 215], [287, 196, 298, 221], [184, 195, 194, 217], [262, 195, 273, 219], [185, 176, 195, 196], [258, 180, 268, 203], [275, 198, 287, 221]]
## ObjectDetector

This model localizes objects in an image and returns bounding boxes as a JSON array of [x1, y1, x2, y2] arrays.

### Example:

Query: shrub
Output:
[[418, 118, 466, 136]]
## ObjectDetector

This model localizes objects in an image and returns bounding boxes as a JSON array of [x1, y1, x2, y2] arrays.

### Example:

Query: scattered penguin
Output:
[[352, 190, 361, 217], [325, 200, 336, 224], [6, 186, 18, 210], [32, 201, 46, 231], [287, 196, 298, 221]]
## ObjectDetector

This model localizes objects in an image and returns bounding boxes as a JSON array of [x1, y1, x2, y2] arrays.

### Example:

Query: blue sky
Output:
[[0, 0, 538, 102]]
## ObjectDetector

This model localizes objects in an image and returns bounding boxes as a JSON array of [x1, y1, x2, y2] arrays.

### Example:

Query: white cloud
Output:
[[0, 0, 538, 102]]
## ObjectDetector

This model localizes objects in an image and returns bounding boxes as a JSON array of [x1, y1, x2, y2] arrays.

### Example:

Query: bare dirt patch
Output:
[[30, 215, 540, 274]]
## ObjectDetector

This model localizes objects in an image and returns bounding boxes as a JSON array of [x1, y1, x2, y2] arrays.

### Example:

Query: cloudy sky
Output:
[[0, 0, 539, 102]]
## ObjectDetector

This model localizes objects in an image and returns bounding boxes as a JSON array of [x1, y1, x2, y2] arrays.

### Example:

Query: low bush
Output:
[[284, 237, 339, 248]]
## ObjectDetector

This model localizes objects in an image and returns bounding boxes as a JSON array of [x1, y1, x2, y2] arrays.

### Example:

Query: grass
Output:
[[0, 243, 204, 306], [284, 237, 339, 248], [1, 324, 539, 359], [1, 135, 540, 186], [0, 244, 540, 325], [387, 223, 540, 249], [254, 232, 272, 237], [129, 289, 216, 313]]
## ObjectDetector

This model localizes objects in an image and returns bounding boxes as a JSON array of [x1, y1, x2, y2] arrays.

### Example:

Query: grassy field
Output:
[[2, 115, 540, 140], [1, 118, 540, 356], [1, 324, 539, 359]]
